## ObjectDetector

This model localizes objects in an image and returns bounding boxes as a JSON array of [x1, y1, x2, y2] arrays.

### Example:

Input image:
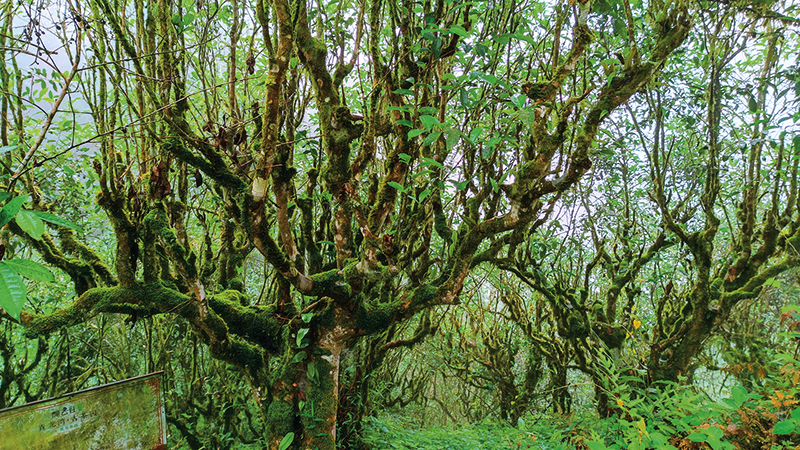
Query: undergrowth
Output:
[[362, 415, 546, 449], [362, 359, 800, 449], [362, 308, 800, 449]]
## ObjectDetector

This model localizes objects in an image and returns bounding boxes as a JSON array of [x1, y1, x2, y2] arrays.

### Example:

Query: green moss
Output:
[[266, 400, 294, 437], [57, 228, 116, 285], [144, 206, 198, 279], [22, 281, 191, 338], [227, 277, 245, 293], [209, 291, 283, 353], [710, 277, 723, 294], [341, 259, 362, 285], [310, 268, 351, 298], [163, 137, 247, 192], [303, 356, 337, 449], [210, 336, 265, 371], [355, 298, 398, 333], [433, 202, 451, 245], [565, 312, 588, 339], [312, 300, 339, 329], [411, 285, 438, 307], [368, 178, 399, 225], [274, 355, 298, 384]]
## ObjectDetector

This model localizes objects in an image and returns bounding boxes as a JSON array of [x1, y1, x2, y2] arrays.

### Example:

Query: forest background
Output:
[[1, 0, 800, 448]]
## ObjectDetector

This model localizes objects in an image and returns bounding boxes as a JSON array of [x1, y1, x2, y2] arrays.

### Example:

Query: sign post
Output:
[[0, 372, 167, 450]]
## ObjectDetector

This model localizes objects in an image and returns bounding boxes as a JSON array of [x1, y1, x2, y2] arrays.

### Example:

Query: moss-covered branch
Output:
[[19, 282, 281, 370]]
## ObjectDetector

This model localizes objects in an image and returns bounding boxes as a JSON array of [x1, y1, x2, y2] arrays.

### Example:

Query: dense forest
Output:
[[0, 0, 799, 448]]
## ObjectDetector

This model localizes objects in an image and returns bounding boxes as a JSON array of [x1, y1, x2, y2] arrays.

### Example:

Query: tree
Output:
[[474, 0, 800, 417], [0, 0, 692, 447]]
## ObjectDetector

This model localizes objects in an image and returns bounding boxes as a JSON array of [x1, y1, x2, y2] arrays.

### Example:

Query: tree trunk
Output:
[[267, 312, 354, 450]]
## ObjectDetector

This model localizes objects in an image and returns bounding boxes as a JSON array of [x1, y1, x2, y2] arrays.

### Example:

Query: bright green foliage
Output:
[[0, 262, 26, 321], [278, 432, 295, 450], [15, 210, 45, 240], [0, 199, 58, 320], [0, 195, 27, 229], [363, 416, 543, 450]]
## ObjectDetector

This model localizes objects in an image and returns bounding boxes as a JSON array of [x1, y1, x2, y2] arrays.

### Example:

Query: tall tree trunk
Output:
[[267, 309, 354, 450]]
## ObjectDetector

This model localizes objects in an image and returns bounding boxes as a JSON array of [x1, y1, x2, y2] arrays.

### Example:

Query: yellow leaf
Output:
[[634, 320, 642, 329]]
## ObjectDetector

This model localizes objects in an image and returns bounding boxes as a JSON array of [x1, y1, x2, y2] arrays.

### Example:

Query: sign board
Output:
[[0, 372, 167, 450]]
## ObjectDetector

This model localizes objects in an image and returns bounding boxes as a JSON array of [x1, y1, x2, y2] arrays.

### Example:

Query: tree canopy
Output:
[[1, 0, 799, 448]]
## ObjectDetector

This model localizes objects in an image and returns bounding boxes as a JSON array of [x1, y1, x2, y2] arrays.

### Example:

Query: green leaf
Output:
[[419, 115, 441, 130], [459, 88, 471, 107], [307, 361, 318, 382], [422, 131, 441, 147], [398, 153, 412, 164], [387, 182, 405, 192], [686, 432, 707, 442], [773, 419, 797, 435], [396, 119, 414, 127], [453, 180, 469, 191], [482, 144, 495, 160], [2, 259, 54, 282], [392, 89, 414, 96], [649, 431, 669, 447], [445, 131, 460, 150], [408, 129, 425, 139], [291, 352, 308, 363], [748, 95, 758, 113], [592, 0, 613, 14], [511, 94, 526, 108], [418, 189, 432, 203], [420, 157, 443, 169], [0, 195, 29, 229], [16, 210, 45, 240], [296, 328, 310, 348], [0, 145, 17, 155], [449, 25, 469, 36], [584, 441, 608, 450], [706, 436, 722, 450], [311, 347, 332, 356], [479, 73, 498, 85], [469, 126, 483, 143], [278, 432, 295, 450], [731, 385, 747, 405], [0, 263, 27, 321], [301, 312, 314, 323]]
